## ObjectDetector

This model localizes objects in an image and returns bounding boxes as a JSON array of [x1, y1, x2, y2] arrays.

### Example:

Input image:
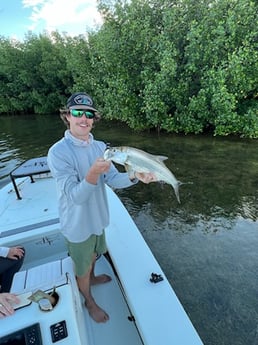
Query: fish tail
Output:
[[174, 180, 192, 203], [173, 183, 181, 204]]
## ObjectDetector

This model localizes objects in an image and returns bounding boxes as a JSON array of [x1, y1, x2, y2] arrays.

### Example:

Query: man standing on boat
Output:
[[47, 92, 155, 323]]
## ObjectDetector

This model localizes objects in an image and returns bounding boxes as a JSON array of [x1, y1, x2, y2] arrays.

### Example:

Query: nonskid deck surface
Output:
[[0, 176, 58, 236], [83, 255, 143, 345]]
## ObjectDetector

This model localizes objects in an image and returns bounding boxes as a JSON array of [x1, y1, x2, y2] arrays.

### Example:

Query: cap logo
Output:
[[74, 94, 93, 106]]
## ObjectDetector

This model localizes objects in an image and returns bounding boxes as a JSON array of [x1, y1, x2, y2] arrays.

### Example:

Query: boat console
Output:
[[0, 323, 42, 345], [0, 257, 88, 345]]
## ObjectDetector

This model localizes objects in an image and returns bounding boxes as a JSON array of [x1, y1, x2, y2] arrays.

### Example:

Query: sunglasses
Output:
[[70, 109, 95, 119]]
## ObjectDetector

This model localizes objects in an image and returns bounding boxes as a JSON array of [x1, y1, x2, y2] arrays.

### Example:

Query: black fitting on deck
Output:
[[150, 272, 164, 283]]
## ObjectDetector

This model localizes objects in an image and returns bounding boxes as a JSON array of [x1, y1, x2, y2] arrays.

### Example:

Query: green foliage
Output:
[[0, 0, 257, 137], [0, 33, 72, 114]]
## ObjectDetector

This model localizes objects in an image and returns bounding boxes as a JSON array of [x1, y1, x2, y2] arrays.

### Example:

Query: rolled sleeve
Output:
[[0, 247, 9, 257]]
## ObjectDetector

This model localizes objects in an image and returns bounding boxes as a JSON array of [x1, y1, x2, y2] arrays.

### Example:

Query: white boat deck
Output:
[[0, 176, 58, 237]]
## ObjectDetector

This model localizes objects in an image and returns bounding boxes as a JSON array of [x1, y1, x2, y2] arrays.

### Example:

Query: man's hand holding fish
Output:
[[134, 172, 157, 184], [86, 158, 111, 185]]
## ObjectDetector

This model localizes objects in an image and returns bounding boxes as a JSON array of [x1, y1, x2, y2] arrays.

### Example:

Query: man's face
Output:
[[66, 109, 95, 141]]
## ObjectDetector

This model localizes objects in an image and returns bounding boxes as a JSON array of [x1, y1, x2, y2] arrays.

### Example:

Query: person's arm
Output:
[[0, 247, 9, 258], [6, 247, 25, 260], [48, 142, 100, 204], [0, 293, 20, 318], [0, 246, 25, 260]]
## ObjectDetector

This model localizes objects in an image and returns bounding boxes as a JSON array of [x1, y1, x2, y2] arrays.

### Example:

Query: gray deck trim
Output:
[[0, 218, 60, 238]]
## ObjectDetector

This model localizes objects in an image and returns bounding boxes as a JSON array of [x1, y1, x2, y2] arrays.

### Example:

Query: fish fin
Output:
[[173, 181, 193, 203], [149, 154, 168, 163], [157, 181, 181, 203], [156, 155, 168, 161], [153, 155, 169, 167], [173, 183, 181, 204], [179, 181, 193, 186], [124, 163, 130, 172], [124, 163, 135, 179]]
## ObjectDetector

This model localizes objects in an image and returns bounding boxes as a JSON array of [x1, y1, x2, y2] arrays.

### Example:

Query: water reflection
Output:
[[0, 115, 258, 345], [0, 136, 20, 183], [0, 115, 64, 187]]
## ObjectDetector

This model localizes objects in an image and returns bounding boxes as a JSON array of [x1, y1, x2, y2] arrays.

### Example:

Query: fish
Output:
[[104, 146, 182, 203]]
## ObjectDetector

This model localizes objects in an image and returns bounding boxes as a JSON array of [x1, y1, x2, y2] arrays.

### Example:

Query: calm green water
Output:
[[1, 115, 258, 345]]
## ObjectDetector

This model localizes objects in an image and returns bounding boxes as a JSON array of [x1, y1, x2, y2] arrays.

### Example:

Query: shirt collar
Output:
[[65, 130, 94, 146]]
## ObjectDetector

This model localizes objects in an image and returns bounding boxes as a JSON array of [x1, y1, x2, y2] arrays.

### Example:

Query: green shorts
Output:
[[65, 232, 107, 277]]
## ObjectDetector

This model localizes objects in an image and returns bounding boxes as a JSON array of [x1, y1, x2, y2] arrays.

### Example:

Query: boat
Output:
[[0, 156, 203, 345]]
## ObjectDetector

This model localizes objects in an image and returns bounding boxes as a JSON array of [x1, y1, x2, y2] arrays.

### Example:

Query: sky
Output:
[[0, 0, 103, 41]]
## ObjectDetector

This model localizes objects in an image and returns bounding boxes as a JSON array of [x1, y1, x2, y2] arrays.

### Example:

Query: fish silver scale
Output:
[[104, 146, 181, 203]]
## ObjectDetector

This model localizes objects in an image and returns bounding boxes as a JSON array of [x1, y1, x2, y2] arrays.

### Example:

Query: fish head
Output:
[[103, 147, 128, 165]]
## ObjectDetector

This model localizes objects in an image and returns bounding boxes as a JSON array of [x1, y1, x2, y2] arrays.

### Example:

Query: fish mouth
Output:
[[103, 149, 111, 160]]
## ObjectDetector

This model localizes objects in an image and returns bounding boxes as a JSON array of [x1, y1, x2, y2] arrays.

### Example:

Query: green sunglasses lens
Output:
[[71, 109, 95, 118], [85, 111, 95, 119], [71, 110, 83, 117]]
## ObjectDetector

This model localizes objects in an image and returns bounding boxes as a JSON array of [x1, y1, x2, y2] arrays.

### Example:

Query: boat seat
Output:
[[10, 256, 74, 294]]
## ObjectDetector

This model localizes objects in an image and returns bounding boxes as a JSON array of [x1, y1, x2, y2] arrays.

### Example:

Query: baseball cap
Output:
[[66, 92, 98, 112]]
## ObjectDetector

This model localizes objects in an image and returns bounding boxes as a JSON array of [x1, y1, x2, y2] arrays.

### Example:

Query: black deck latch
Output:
[[150, 272, 164, 283]]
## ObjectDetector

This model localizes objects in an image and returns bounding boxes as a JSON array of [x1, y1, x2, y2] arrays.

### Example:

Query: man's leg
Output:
[[90, 254, 111, 285], [77, 255, 109, 323]]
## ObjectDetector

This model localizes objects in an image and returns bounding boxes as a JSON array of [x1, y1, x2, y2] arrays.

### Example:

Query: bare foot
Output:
[[91, 274, 112, 285], [85, 300, 109, 323]]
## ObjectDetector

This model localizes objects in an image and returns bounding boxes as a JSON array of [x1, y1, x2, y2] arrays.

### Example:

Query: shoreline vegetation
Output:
[[0, 0, 257, 138]]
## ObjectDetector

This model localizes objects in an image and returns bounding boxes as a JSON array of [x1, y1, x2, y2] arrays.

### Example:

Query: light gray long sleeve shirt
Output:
[[0, 247, 9, 257], [47, 130, 136, 243]]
